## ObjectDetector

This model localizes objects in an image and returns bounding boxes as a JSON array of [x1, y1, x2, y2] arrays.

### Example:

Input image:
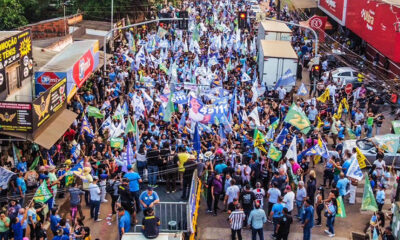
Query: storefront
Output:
[[0, 30, 33, 100], [0, 78, 77, 149], [35, 40, 100, 101]]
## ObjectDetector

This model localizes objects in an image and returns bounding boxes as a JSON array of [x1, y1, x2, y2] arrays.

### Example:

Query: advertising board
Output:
[[0, 102, 32, 132], [35, 72, 67, 96], [318, 0, 347, 25]]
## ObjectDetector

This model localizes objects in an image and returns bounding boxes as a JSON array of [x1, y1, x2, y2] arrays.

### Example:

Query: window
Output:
[[338, 72, 351, 77]]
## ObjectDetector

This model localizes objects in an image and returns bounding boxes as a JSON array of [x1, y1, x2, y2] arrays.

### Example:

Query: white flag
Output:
[[0, 167, 15, 190], [249, 107, 260, 127], [286, 137, 297, 161], [347, 158, 363, 181]]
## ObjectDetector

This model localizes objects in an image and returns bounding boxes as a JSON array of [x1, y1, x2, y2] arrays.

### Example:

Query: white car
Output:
[[323, 67, 359, 87], [250, 5, 262, 13], [246, 0, 259, 6]]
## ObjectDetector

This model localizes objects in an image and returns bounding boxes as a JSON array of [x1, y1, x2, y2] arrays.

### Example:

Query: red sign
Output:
[[72, 50, 94, 88], [345, 83, 352, 95], [36, 72, 62, 89], [346, 0, 400, 63], [318, 0, 347, 25], [309, 15, 328, 30]]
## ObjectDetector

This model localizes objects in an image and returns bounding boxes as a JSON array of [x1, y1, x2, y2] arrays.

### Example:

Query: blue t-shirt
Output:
[[215, 163, 227, 174], [337, 178, 350, 196], [376, 190, 385, 204], [17, 162, 27, 173], [302, 205, 314, 228], [124, 172, 141, 192], [16, 177, 26, 194], [139, 191, 159, 208], [12, 222, 23, 240], [119, 211, 131, 234], [50, 214, 61, 233], [272, 203, 284, 218], [342, 159, 353, 175]]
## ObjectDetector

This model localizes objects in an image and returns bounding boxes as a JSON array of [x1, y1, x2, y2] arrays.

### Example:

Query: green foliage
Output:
[[0, 0, 28, 30]]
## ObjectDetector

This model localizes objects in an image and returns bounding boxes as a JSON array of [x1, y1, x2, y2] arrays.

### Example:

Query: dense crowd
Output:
[[0, 0, 399, 240]]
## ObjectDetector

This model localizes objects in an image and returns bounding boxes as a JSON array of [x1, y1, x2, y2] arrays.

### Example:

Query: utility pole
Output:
[[111, 0, 114, 29], [63, 3, 66, 36]]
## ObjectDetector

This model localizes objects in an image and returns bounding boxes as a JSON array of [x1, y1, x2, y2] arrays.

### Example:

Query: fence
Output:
[[155, 201, 189, 232]]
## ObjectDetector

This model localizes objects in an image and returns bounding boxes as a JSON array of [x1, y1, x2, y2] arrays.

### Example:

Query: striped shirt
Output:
[[229, 210, 246, 230]]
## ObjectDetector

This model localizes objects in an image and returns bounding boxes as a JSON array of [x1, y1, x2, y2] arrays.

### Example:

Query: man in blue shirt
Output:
[[16, 157, 27, 173], [139, 187, 160, 210], [269, 196, 284, 238], [302, 199, 314, 240], [118, 207, 131, 235], [50, 208, 61, 235], [124, 165, 142, 212], [248, 202, 266, 240], [336, 173, 350, 197]]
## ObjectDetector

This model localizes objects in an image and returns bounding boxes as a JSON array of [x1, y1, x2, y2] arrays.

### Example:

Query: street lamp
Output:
[[62, 0, 72, 36]]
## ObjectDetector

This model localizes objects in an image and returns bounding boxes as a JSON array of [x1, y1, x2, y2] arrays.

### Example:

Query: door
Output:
[[6, 64, 19, 94]]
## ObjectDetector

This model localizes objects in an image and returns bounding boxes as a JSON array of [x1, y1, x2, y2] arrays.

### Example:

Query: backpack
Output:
[[106, 180, 116, 195]]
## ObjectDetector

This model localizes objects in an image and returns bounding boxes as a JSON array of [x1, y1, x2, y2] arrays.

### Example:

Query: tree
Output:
[[0, 0, 28, 30]]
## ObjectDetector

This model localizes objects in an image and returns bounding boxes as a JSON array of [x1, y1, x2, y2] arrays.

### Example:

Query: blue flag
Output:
[[47, 152, 54, 166], [193, 122, 201, 155], [70, 160, 83, 172], [275, 127, 289, 145], [297, 83, 308, 96], [178, 112, 187, 132], [274, 69, 296, 89], [81, 116, 94, 138]]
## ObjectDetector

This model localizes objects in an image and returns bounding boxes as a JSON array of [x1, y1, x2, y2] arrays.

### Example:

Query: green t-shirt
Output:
[[48, 172, 58, 191], [367, 117, 374, 126], [0, 217, 10, 232]]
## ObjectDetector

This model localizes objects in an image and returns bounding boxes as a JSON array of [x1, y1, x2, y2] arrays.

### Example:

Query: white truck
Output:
[[257, 20, 292, 46], [121, 232, 183, 240], [258, 40, 298, 90]]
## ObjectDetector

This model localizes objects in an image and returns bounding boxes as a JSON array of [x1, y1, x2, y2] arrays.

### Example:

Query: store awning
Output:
[[290, 0, 317, 9], [0, 108, 77, 149]]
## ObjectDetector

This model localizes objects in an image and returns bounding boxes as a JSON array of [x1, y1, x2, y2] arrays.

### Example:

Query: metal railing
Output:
[[155, 201, 189, 232]]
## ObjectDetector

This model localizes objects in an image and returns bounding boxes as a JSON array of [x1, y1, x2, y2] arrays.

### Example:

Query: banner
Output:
[[346, 159, 363, 181], [35, 72, 67, 96], [188, 96, 229, 124], [355, 147, 367, 169], [0, 30, 33, 95], [34, 181, 53, 203], [392, 121, 400, 135], [268, 145, 282, 162], [0, 102, 33, 132], [32, 78, 67, 129], [160, 91, 189, 105], [0, 167, 15, 190], [318, 0, 347, 25], [284, 104, 311, 134], [373, 134, 400, 154], [336, 196, 346, 218]]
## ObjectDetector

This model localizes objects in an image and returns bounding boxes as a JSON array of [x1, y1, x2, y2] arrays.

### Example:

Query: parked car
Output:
[[246, 0, 259, 6], [342, 138, 400, 169], [323, 67, 361, 88], [250, 5, 262, 14]]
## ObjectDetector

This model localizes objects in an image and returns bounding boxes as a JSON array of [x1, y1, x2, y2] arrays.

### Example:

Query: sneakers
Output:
[[96, 219, 103, 222], [329, 234, 335, 237], [102, 199, 108, 203], [166, 191, 170, 194], [207, 210, 213, 213], [324, 230, 332, 235], [153, 185, 159, 188], [315, 223, 322, 227]]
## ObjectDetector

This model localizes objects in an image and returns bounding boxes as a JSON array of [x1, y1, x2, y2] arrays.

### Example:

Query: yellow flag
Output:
[[356, 147, 367, 169], [334, 103, 343, 120], [314, 155, 321, 165], [317, 116, 324, 129], [317, 88, 330, 103], [341, 98, 349, 112]]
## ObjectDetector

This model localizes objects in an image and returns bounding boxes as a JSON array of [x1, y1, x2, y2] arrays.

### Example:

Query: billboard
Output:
[[318, 0, 348, 25], [32, 78, 67, 129], [346, 0, 400, 62], [35, 72, 67, 96], [72, 49, 95, 88], [0, 102, 33, 132], [0, 30, 33, 95]]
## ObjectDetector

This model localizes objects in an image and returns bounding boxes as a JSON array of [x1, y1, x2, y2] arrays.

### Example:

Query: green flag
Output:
[[125, 118, 134, 135], [392, 120, 400, 134], [34, 181, 52, 203], [110, 137, 124, 150], [65, 172, 75, 187], [336, 196, 346, 218], [192, 25, 200, 42], [29, 156, 40, 171], [159, 63, 169, 75], [268, 145, 282, 162], [87, 106, 104, 119], [361, 174, 379, 212], [373, 134, 400, 154], [347, 127, 356, 140], [284, 104, 311, 134], [163, 92, 175, 122]]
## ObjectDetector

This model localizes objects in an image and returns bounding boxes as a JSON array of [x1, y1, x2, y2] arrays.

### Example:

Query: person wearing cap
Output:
[[283, 185, 295, 215], [89, 176, 102, 222], [139, 187, 160, 210], [301, 199, 314, 240]]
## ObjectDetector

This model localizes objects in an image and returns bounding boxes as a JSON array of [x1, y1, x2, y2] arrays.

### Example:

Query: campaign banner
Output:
[[35, 72, 67, 96], [32, 78, 67, 129], [0, 101, 33, 132], [189, 96, 229, 124], [0, 30, 33, 94], [160, 91, 189, 105]]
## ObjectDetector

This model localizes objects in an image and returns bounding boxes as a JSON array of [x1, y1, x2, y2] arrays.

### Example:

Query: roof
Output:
[[291, 0, 317, 9], [39, 40, 98, 72], [382, 0, 400, 7], [260, 20, 292, 33], [33, 37, 66, 49], [74, 20, 112, 32], [0, 31, 21, 42], [32, 47, 58, 72], [260, 40, 298, 59]]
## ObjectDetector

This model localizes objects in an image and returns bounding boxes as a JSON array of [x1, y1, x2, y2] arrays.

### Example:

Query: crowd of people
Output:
[[0, 0, 399, 240]]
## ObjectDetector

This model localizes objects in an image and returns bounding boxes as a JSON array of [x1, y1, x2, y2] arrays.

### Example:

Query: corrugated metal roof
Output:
[[260, 20, 292, 33], [39, 40, 98, 72], [260, 40, 298, 59]]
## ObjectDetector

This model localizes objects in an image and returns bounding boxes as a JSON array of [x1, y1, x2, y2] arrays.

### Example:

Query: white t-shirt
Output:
[[277, 88, 287, 100], [283, 191, 295, 212], [226, 185, 240, 204], [253, 188, 266, 207], [267, 188, 281, 204], [327, 84, 337, 96], [373, 160, 385, 176]]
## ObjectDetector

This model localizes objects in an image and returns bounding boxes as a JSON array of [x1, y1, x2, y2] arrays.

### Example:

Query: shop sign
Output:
[[0, 102, 32, 132]]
